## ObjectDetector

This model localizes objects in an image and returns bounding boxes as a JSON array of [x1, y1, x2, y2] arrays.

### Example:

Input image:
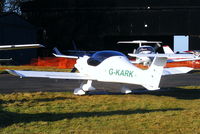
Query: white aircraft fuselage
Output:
[[7, 50, 193, 95], [75, 55, 146, 85]]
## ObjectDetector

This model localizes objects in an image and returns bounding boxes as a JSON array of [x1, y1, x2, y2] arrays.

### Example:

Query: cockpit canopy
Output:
[[136, 46, 155, 54], [87, 50, 126, 66]]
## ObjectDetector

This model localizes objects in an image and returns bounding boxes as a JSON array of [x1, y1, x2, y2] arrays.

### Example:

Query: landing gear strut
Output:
[[74, 80, 96, 95]]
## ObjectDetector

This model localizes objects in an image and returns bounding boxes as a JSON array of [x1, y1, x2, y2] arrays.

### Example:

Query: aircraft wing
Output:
[[53, 47, 78, 59], [6, 70, 96, 80], [162, 67, 193, 75], [0, 44, 44, 50], [53, 53, 78, 59], [0, 58, 12, 61], [117, 40, 162, 44], [167, 58, 200, 62], [128, 53, 196, 58], [128, 53, 200, 62]]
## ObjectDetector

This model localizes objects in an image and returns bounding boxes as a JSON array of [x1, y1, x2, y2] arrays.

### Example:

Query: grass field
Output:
[[1, 86, 200, 134]]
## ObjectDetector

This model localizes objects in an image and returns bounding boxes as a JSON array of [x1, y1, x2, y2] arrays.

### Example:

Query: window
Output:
[[87, 50, 126, 66], [136, 46, 155, 54]]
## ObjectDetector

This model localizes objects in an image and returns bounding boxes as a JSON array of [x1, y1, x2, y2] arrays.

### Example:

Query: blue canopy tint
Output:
[[87, 50, 126, 66], [136, 46, 155, 54]]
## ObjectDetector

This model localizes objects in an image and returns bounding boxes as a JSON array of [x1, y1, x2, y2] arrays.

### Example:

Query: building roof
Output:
[[0, 12, 36, 29]]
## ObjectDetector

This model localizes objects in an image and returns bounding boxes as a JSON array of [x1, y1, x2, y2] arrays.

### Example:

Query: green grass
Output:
[[1, 86, 200, 134]]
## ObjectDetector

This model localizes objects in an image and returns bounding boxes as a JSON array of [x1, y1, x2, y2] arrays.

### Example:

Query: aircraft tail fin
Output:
[[142, 57, 167, 90], [163, 46, 174, 54]]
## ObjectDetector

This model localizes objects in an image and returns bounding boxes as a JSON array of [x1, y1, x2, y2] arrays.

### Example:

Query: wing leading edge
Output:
[[7, 66, 192, 80], [6, 70, 96, 80], [0, 44, 44, 50], [128, 53, 197, 58]]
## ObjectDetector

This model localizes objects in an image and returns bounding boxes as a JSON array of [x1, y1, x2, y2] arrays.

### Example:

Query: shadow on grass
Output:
[[89, 87, 200, 100], [0, 97, 75, 104], [188, 70, 200, 74], [0, 101, 183, 128], [133, 87, 200, 100]]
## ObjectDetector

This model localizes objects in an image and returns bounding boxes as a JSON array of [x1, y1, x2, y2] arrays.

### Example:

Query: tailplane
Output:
[[163, 46, 174, 54]]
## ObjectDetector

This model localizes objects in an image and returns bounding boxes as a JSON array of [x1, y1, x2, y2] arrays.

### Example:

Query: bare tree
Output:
[[3, 0, 31, 14], [0, 0, 4, 13]]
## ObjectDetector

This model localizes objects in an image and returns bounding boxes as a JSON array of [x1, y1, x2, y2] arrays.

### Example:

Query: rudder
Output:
[[142, 57, 167, 90]]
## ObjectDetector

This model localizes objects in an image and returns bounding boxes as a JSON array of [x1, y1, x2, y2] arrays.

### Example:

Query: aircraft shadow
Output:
[[0, 101, 183, 128], [0, 97, 75, 104], [188, 70, 200, 74], [90, 87, 200, 100], [132, 87, 200, 100]]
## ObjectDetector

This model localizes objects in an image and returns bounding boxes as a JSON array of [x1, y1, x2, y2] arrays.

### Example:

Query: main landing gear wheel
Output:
[[74, 88, 86, 95], [73, 80, 96, 95], [121, 86, 132, 94]]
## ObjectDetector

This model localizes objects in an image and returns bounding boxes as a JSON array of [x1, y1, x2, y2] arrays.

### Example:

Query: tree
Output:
[[0, 0, 4, 13], [2, 0, 31, 14]]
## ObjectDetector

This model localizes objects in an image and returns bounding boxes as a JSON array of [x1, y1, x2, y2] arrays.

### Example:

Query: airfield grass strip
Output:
[[0, 86, 200, 133]]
